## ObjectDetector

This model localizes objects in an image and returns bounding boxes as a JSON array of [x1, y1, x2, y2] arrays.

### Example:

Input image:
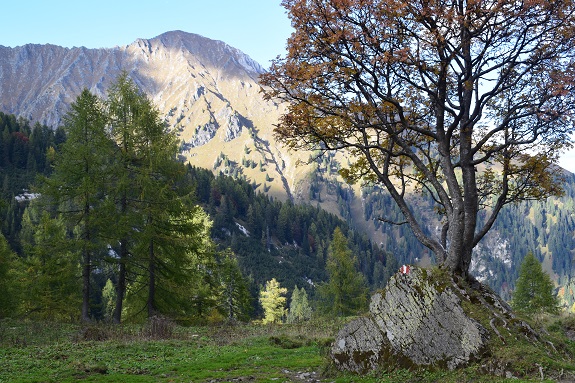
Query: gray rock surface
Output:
[[331, 267, 489, 372]]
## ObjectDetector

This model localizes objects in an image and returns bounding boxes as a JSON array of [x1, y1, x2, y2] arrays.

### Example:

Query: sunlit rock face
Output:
[[0, 31, 302, 198], [0, 31, 266, 132], [331, 267, 490, 372]]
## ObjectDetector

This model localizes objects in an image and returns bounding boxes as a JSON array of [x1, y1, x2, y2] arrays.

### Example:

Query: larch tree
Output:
[[261, 0, 575, 278], [102, 279, 116, 321], [217, 249, 252, 322], [122, 86, 198, 319], [19, 210, 81, 321], [317, 227, 368, 316], [124, 203, 216, 321], [106, 73, 145, 323], [40, 89, 113, 322], [106, 73, 213, 322], [259, 278, 288, 324], [287, 285, 313, 323], [511, 252, 559, 315]]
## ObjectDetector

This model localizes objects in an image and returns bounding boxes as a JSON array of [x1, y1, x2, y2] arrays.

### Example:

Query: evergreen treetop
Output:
[[511, 252, 559, 315], [317, 227, 368, 317]]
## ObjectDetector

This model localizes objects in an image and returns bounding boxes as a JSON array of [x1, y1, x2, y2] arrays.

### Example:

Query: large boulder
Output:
[[331, 267, 490, 372]]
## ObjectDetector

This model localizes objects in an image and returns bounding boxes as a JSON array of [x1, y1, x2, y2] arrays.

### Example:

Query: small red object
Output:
[[400, 265, 410, 274]]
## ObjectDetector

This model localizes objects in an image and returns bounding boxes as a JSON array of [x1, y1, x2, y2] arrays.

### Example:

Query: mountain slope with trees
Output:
[[0, 31, 304, 200], [0, 105, 398, 322], [2, 105, 575, 312]]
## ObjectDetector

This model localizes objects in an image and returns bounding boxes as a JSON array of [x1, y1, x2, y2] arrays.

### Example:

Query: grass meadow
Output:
[[0, 317, 572, 383]]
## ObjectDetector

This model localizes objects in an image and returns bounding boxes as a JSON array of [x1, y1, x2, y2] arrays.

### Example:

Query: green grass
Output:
[[0, 318, 572, 383], [0, 320, 331, 383]]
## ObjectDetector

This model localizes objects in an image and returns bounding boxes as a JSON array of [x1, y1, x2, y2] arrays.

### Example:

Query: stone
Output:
[[331, 267, 489, 373]]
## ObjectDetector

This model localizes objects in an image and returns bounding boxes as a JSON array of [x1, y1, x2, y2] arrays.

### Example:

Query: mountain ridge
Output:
[[0, 29, 311, 208], [0, 30, 265, 127]]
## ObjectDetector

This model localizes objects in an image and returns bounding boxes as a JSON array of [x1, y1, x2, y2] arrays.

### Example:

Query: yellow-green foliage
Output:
[[259, 278, 287, 324]]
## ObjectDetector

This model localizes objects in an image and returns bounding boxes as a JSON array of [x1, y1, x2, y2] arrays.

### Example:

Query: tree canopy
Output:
[[317, 227, 368, 316], [29, 75, 226, 323], [259, 278, 287, 324], [262, 0, 575, 277], [511, 252, 559, 314], [41, 89, 111, 322]]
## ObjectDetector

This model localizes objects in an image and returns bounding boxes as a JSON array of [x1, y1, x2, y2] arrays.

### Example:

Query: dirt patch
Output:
[[207, 370, 328, 383]]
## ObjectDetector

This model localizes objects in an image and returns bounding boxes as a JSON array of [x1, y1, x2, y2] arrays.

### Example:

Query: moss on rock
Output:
[[331, 266, 575, 379], [331, 267, 489, 372]]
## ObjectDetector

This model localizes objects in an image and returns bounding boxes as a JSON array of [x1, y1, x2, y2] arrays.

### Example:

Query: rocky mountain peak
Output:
[[0, 31, 267, 126], [0, 30, 299, 200], [143, 30, 265, 76]]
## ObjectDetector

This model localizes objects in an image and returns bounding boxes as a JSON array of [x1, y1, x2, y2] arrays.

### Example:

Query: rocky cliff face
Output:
[[0, 31, 263, 129], [0, 31, 306, 199]]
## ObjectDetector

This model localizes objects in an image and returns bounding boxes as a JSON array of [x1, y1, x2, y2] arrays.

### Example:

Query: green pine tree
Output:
[[511, 252, 559, 315], [107, 72, 148, 323], [287, 285, 312, 323], [19, 210, 81, 321], [104, 74, 221, 323], [128, 86, 204, 319], [317, 227, 368, 317], [217, 249, 252, 322], [123, 197, 216, 322], [0, 232, 19, 318], [259, 278, 287, 324], [40, 88, 112, 322]]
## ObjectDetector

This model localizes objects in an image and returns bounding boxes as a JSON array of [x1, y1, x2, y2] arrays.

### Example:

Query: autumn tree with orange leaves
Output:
[[261, 0, 575, 278]]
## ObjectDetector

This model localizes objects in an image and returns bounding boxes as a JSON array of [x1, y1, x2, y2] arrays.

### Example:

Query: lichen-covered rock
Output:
[[331, 267, 489, 372], [331, 317, 388, 373]]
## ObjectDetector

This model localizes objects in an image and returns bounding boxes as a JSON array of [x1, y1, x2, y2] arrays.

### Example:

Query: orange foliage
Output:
[[262, 0, 575, 275]]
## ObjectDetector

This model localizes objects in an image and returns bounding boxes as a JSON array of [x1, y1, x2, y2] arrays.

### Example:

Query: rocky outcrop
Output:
[[223, 111, 245, 142], [331, 267, 490, 372]]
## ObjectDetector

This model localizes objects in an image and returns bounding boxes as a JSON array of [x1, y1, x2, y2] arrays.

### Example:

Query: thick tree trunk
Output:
[[113, 195, 128, 324], [81, 250, 91, 322], [443, 23, 478, 279], [147, 238, 156, 318]]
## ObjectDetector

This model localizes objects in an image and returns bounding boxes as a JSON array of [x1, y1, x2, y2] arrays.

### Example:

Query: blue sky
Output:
[[0, 1, 292, 68], [2, 1, 574, 172]]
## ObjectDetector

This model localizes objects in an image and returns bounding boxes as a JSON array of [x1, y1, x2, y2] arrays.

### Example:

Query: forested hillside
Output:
[[186, 165, 397, 292], [266, 148, 575, 307], [0, 112, 65, 253], [2, 108, 575, 314], [0, 111, 397, 321], [284, 150, 575, 305], [356, 174, 575, 304]]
